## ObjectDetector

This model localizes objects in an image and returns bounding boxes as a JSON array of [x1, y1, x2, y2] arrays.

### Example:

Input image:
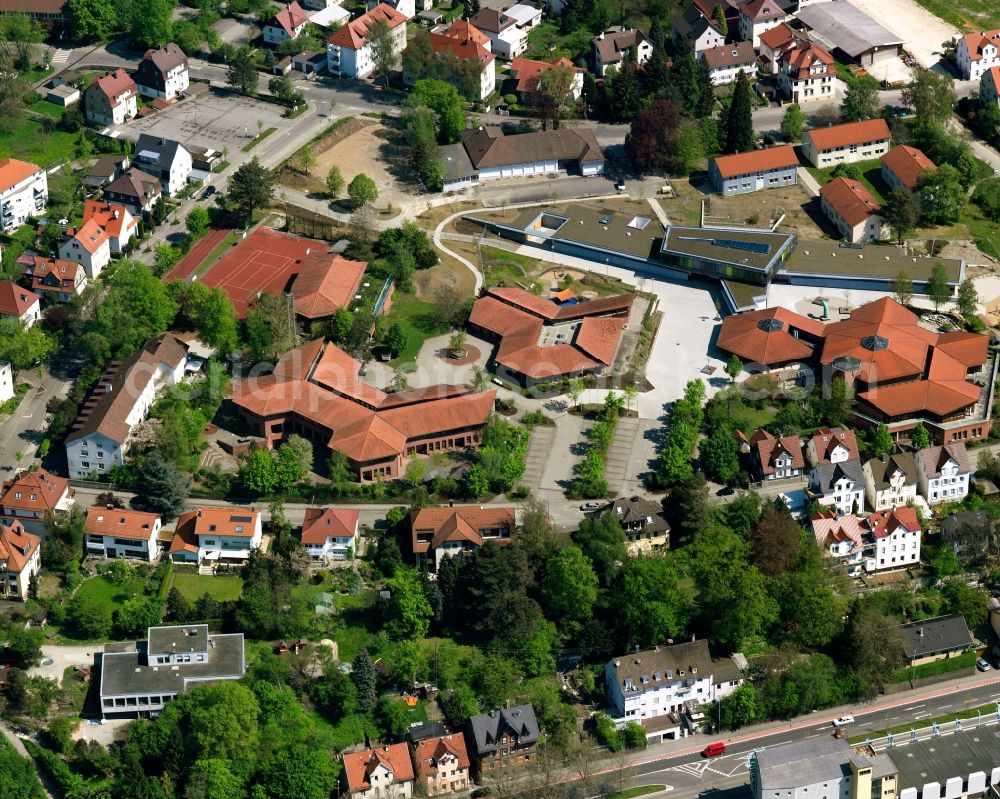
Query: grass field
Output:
[[0, 117, 79, 167], [31, 100, 68, 119], [74, 575, 146, 616], [385, 291, 449, 365], [807, 158, 888, 204], [913, 0, 999, 30], [170, 572, 244, 602]]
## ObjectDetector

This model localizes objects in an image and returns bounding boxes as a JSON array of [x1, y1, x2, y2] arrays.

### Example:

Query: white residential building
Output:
[[0, 158, 47, 233], [605, 640, 743, 722], [777, 40, 836, 104], [0, 282, 41, 328], [0, 520, 41, 600], [341, 743, 414, 799], [134, 135, 193, 197], [957, 29, 1000, 80], [83, 68, 138, 126], [0, 362, 12, 403], [327, 3, 407, 78], [168, 507, 263, 566], [592, 26, 653, 75], [863, 453, 918, 512], [864, 505, 921, 572], [916, 443, 971, 505], [135, 43, 189, 101], [801, 118, 892, 168], [737, 0, 785, 48], [981, 66, 1000, 105], [264, 1, 310, 44], [65, 335, 189, 479], [701, 42, 757, 86], [300, 507, 359, 561], [58, 218, 111, 280], [810, 511, 864, 565], [0, 469, 75, 540], [85, 507, 161, 561], [469, 7, 528, 59]]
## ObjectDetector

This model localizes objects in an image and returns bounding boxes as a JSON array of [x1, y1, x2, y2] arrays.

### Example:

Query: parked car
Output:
[[976, 657, 992, 671], [831, 715, 855, 727], [716, 486, 735, 497], [580, 502, 602, 511], [614, 179, 626, 191]]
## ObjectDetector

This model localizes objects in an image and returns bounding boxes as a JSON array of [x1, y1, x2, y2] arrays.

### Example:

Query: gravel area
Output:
[[844, 0, 958, 68]]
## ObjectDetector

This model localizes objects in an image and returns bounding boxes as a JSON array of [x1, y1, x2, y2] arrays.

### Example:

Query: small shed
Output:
[[293, 51, 327, 74], [44, 79, 80, 107], [417, 9, 444, 25], [272, 56, 293, 75]]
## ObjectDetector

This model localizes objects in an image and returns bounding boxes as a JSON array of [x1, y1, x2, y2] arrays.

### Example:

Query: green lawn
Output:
[[524, 20, 592, 61], [385, 291, 449, 366], [807, 158, 888, 203], [170, 572, 244, 603], [912, 0, 998, 30], [31, 100, 68, 119], [74, 575, 147, 616], [0, 117, 80, 168]]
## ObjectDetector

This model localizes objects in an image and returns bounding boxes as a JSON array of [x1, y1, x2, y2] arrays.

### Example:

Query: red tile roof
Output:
[[0, 281, 39, 318], [91, 68, 136, 107], [809, 427, 859, 464], [805, 118, 890, 151], [410, 505, 516, 553], [750, 428, 804, 474], [575, 316, 626, 365], [0, 158, 42, 194], [881, 145, 936, 191], [270, 1, 310, 36], [820, 176, 881, 228], [758, 22, 798, 52], [509, 56, 578, 94], [22, 256, 86, 295], [712, 145, 798, 179], [301, 507, 359, 544], [413, 734, 471, 778], [810, 510, 862, 549], [82, 200, 137, 241], [0, 469, 72, 513], [342, 744, 414, 792], [174, 507, 260, 539], [961, 29, 1000, 61], [0, 520, 39, 574], [783, 41, 833, 78], [865, 505, 920, 538], [85, 507, 159, 541], [329, 3, 407, 50], [290, 255, 368, 320], [716, 306, 825, 367], [442, 19, 491, 47], [69, 218, 111, 255], [429, 30, 495, 66]]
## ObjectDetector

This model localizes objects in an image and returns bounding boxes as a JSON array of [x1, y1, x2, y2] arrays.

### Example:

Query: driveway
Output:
[[845, 0, 957, 69], [603, 417, 660, 496], [520, 413, 590, 495], [0, 365, 72, 472], [28, 644, 104, 685]]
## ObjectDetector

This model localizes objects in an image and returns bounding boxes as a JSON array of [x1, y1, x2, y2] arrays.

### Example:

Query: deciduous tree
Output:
[[891, 269, 913, 306], [839, 77, 879, 122], [368, 18, 396, 87], [227, 156, 274, 222], [348, 173, 378, 206], [926, 261, 952, 311], [226, 51, 258, 95], [957, 277, 978, 316], [883, 187, 918, 245], [917, 163, 966, 225]]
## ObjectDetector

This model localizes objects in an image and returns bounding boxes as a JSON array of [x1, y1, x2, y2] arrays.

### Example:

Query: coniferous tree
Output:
[[673, 48, 701, 116], [695, 57, 715, 118], [352, 648, 377, 713], [725, 70, 755, 153]]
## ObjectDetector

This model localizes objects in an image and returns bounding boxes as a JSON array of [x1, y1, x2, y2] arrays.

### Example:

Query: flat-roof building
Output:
[[795, 3, 903, 67], [750, 737, 898, 799]]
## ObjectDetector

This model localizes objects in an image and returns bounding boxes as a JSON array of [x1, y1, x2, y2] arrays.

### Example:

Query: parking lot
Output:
[[113, 86, 289, 151]]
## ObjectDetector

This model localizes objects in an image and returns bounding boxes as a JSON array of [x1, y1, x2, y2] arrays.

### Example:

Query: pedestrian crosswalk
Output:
[[50, 48, 72, 65]]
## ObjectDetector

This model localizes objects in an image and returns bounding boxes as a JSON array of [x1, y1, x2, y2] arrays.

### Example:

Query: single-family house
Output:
[[84, 154, 129, 190], [81, 200, 139, 254], [168, 507, 263, 567], [810, 510, 864, 564], [300, 507, 359, 561], [758, 22, 798, 71], [0, 362, 13, 403], [957, 29, 1000, 80], [941, 510, 1000, 565], [508, 56, 582, 105], [264, 1, 310, 44], [0, 469, 74, 539], [672, 5, 725, 56], [20, 256, 88, 303], [749, 428, 805, 482], [410, 505, 515, 571], [701, 42, 757, 85], [605, 639, 744, 721], [83, 68, 138, 126], [103, 167, 162, 216], [85, 507, 161, 561], [99, 624, 245, 718], [422, 30, 496, 101], [58, 218, 112, 280], [801, 118, 891, 167], [737, 0, 785, 47], [0, 520, 40, 600], [411, 734, 471, 796], [980, 65, 1000, 105], [820, 176, 886, 244], [0, 158, 47, 233], [916, 442, 971, 505], [133, 135, 192, 197], [65, 334, 189, 479], [441, 19, 491, 51], [864, 505, 921, 572], [593, 26, 653, 75], [0, 281, 40, 327], [342, 743, 415, 799], [809, 458, 865, 516], [327, 3, 408, 78], [505, 3, 542, 30], [469, 8, 527, 59], [135, 43, 189, 101], [863, 452, 918, 511], [880, 145, 936, 192], [901, 614, 972, 666], [708, 145, 798, 195], [776, 39, 835, 104], [602, 495, 670, 553], [467, 705, 540, 778]]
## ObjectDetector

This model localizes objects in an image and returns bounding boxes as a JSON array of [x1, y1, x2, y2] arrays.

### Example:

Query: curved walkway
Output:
[[433, 209, 484, 295], [0, 722, 55, 799]]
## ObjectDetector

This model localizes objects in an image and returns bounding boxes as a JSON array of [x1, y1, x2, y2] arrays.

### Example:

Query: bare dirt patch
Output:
[[439, 344, 482, 365], [277, 117, 374, 194], [701, 182, 825, 238], [413, 258, 476, 300]]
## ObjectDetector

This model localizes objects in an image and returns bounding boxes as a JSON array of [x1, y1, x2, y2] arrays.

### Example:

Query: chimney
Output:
[[113, 209, 119, 219]]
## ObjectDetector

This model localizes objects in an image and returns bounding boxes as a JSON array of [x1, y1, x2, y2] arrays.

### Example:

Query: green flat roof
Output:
[[783, 241, 963, 282], [505, 205, 665, 260], [722, 279, 766, 310], [661, 226, 794, 272]]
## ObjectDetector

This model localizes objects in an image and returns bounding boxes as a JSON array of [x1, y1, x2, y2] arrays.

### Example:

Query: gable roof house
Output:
[[83, 68, 137, 126], [441, 18, 491, 51], [0, 469, 74, 539], [900, 614, 973, 666], [864, 505, 921, 573], [709, 145, 799, 195], [0, 281, 40, 328], [916, 442, 971, 506], [776, 37, 835, 105], [416, 30, 496, 101], [84, 154, 130, 190], [410, 505, 516, 571], [957, 29, 1000, 80], [801, 118, 891, 167], [135, 43, 189, 102], [593, 25, 653, 75], [65, 334, 189, 479], [469, 8, 527, 59], [342, 743, 415, 799], [672, 5, 725, 56], [863, 452, 918, 511], [0, 520, 41, 599], [20, 256, 88, 303], [82, 199, 139, 254], [880, 145, 936, 192], [819, 176, 886, 244], [758, 21, 800, 70], [980, 65, 1000, 105], [134, 134, 193, 197], [737, 0, 785, 47], [810, 510, 864, 565], [168, 507, 263, 566], [701, 41, 757, 86], [0, 157, 47, 233], [508, 56, 582, 104], [327, 3, 408, 78], [264, 1, 311, 44], [103, 167, 162, 216], [300, 507, 359, 561], [467, 705, 541, 777], [809, 459, 865, 516], [749, 428, 805, 482], [604, 495, 671, 553], [85, 507, 161, 561], [411, 734, 471, 796], [58, 217, 111, 280]]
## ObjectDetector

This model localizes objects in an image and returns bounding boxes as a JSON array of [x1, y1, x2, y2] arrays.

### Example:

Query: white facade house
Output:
[[957, 29, 1000, 80], [327, 3, 408, 78], [810, 512, 864, 568], [0, 282, 41, 329], [981, 66, 1000, 105], [135, 43, 189, 101], [737, 0, 786, 48], [58, 218, 111, 280], [83, 69, 138, 126], [0, 362, 12, 403], [863, 453, 918, 512], [342, 744, 414, 799], [801, 118, 891, 168], [819, 177, 887, 244], [65, 335, 189, 479], [750, 429, 805, 481], [85, 507, 161, 561], [605, 640, 743, 722], [470, 8, 528, 59], [0, 520, 41, 600], [592, 26, 653, 75], [864, 506, 921, 572], [916, 443, 971, 506], [264, 1, 310, 44], [0, 158, 47, 233], [0, 469, 75, 540], [701, 42, 757, 85], [777, 40, 836, 104], [168, 507, 263, 566], [301, 507, 359, 561], [134, 135, 193, 197]]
